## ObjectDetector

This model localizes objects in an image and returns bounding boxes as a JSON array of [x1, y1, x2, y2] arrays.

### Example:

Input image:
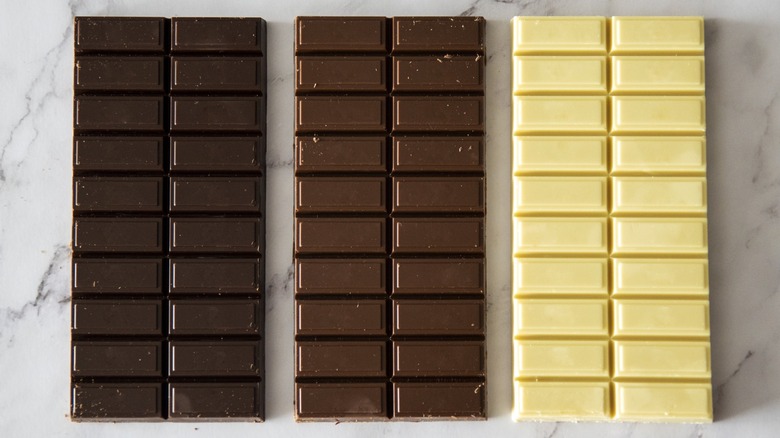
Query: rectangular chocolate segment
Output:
[[169, 299, 262, 335], [297, 341, 386, 377], [392, 137, 484, 173], [169, 258, 262, 294], [296, 383, 387, 419], [74, 177, 163, 212], [72, 383, 162, 420], [171, 57, 264, 92], [296, 259, 387, 295], [170, 218, 262, 254], [296, 136, 386, 173], [72, 258, 163, 294], [296, 56, 386, 92], [296, 218, 386, 254], [169, 341, 263, 377], [72, 342, 161, 377], [169, 383, 263, 419], [75, 17, 165, 53], [393, 96, 484, 133], [296, 177, 386, 213], [393, 341, 485, 377], [170, 137, 264, 172], [392, 259, 484, 295], [295, 17, 387, 53], [75, 56, 164, 92], [74, 96, 164, 132], [392, 17, 486, 53], [392, 218, 484, 254], [393, 177, 485, 213], [296, 96, 386, 133], [73, 218, 163, 253], [72, 299, 162, 335], [171, 18, 265, 53], [393, 56, 483, 92], [296, 300, 386, 336], [393, 300, 485, 336], [74, 137, 164, 172], [171, 97, 263, 132], [170, 177, 263, 212], [393, 382, 485, 418]]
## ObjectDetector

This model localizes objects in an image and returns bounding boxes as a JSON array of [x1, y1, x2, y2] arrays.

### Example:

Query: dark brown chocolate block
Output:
[[392, 259, 485, 295], [296, 217, 386, 254], [296, 96, 387, 133], [393, 341, 485, 377], [296, 56, 387, 92], [296, 136, 387, 173], [392, 217, 485, 254], [393, 176, 485, 213], [295, 259, 387, 296], [392, 137, 484, 173], [296, 383, 388, 419], [393, 382, 485, 418], [393, 96, 485, 133], [296, 300, 387, 336], [296, 177, 386, 213], [72, 16, 266, 422], [393, 56, 484, 92], [392, 17, 486, 53], [295, 17, 387, 53], [297, 341, 387, 377]]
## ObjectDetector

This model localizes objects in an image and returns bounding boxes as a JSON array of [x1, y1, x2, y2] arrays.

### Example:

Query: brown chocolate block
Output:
[[75, 17, 165, 53], [170, 177, 264, 213], [296, 177, 386, 213], [392, 217, 485, 254], [295, 259, 387, 296], [171, 57, 264, 92], [296, 96, 387, 133], [296, 383, 388, 419], [168, 383, 263, 420], [393, 382, 485, 418], [171, 18, 266, 53], [392, 96, 484, 133], [74, 96, 164, 132], [392, 137, 484, 173], [391, 17, 486, 53], [75, 56, 164, 92], [393, 300, 485, 336], [168, 341, 263, 377], [393, 341, 485, 377], [74, 177, 163, 212], [169, 218, 263, 254], [393, 176, 485, 213], [296, 217, 386, 254], [392, 259, 485, 295], [296, 300, 387, 336], [170, 96, 263, 133], [170, 136, 264, 172], [72, 383, 163, 420], [72, 341, 162, 377], [295, 136, 387, 174], [393, 56, 483, 92], [295, 17, 387, 54], [74, 137, 164, 172], [72, 258, 163, 294], [168, 258, 262, 294], [297, 341, 387, 377], [169, 299, 263, 335], [72, 299, 162, 335], [73, 217, 163, 253], [296, 56, 387, 92]]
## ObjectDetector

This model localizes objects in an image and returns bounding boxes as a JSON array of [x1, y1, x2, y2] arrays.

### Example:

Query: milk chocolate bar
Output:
[[294, 16, 486, 421], [71, 16, 266, 421]]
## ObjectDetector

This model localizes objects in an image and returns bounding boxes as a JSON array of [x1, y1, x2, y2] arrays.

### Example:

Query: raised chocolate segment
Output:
[[296, 259, 387, 296], [169, 341, 263, 377], [393, 300, 485, 336], [170, 218, 263, 253], [393, 96, 485, 133], [393, 177, 485, 213], [72, 342, 162, 377], [296, 383, 388, 419], [393, 382, 485, 418], [392, 218, 485, 254], [169, 299, 262, 335], [297, 342, 387, 377], [72, 258, 163, 294], [393, 56, 483, 92], [392, 17, 486, 53], [296, 177, 386, 213], [296, 300, 387, 336], [169, 383, 264, 419], [72, 299, 162, 335], [74, 96, 164, 132], [296, 96, 386, 133], [393, 341, 485, 377], [297, 56, 387, 92], [296, 218, 386, 254], [75, 56, 164, 91], [72, 383, 163, 419], [170, 137, 264, 172], [169, 258, 262, 294], [73, 218, 163, 253], [171, 18, 265, 53], [170, 177, 263, 212], [392, 137, 484, 173], [172, 57, 264, 92], [392, 259, 484, 295], [74, 177, 163, 212], [295, 17, 387, 53], [75, 17, 165, 53], [171, 97, 263, 132], [74, 137, 164, 172], [296, 136, 386, 173]]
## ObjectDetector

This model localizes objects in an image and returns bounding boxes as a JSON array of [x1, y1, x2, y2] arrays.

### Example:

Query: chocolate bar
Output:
[[71, 16, 266, 421], [294, 16, 486, 421]]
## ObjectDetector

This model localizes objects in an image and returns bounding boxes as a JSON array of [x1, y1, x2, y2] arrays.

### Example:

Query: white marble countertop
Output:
[[1, 0, 778, 436]]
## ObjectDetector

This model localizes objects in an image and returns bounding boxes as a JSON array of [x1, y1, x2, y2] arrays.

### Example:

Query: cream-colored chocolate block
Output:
[[514, 56, 607, 94], [514, 177, 607, 216], [512, 16, 607, 55], [515, 340, 609, 378], [611, 56, 705, 94], [612, 258, 709, 297], [611, 17, 704, 55], [514, 217, 608, 256], [514, 299, 608, 337], [612, 299, 710, 338], [514, 258, 608, 297], [514, 96, 607, 135], [611, 136, 706, 175], [611, 96, 706, 135], [613, 341, 711, 379], [614, 382, 713, 422], [513, 381, 611, 420], [611, 177, 707, 216], [513, 137, 607, 176], [611, 217, 708, 256]]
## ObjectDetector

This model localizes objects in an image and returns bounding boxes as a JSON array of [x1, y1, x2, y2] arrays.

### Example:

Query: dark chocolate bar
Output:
[[294, 16, 486, 421], [71, 16, 267, 422]]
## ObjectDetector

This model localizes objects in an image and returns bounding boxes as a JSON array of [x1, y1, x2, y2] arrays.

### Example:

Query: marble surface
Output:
[[0, 0, 778, 436]]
